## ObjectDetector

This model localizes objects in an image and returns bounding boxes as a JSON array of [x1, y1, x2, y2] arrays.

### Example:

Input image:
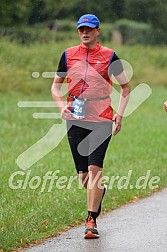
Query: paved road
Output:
[[25, 189, 167, 252]]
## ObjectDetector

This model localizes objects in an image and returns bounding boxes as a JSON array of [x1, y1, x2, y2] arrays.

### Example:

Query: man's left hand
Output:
[[112, 114, 122, 136]]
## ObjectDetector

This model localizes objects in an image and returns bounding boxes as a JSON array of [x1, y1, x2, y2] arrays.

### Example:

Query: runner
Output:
[[52, 14, 131, 239]]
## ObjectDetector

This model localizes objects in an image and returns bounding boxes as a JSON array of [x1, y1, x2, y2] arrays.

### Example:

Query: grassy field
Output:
[[0, 39, 167, 251]]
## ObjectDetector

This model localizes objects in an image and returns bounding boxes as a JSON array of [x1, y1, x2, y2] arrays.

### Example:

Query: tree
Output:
[[0, 0, 31, 26]]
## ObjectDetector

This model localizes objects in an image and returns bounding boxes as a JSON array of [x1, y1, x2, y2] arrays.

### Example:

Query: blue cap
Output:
[[77, 14, 100, 29]]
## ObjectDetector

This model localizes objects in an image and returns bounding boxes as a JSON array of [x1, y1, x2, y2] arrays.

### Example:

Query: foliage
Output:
[[114, 19, 152, 45], [0, 0, 30, 26], [123, 0, 167, 44], [1, 0, 167, 28], [0, 26, 52, 44], [0, 0, 167, 45], [0, 20, 114, 45]]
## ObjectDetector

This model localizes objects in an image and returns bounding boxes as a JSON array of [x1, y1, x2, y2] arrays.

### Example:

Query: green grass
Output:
[[0, 39, 167, 251]]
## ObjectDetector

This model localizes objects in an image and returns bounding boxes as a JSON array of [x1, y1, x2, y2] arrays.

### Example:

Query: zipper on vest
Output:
[[81, 48, 89, 97]]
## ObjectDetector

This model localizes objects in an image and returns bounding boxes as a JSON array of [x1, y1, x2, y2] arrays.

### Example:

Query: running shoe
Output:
[[96, 184, 108, 218], [84, 216, 99, 239]]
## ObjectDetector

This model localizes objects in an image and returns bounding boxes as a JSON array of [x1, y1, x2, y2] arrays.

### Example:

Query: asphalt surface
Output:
[[25, 188, 167, 252]]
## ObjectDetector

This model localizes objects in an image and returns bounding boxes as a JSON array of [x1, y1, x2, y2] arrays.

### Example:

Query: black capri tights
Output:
[[67, 120, 112, 173]]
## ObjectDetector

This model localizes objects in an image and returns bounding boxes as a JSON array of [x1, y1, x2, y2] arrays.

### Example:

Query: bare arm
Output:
[[112, 71, 131, 136], [164, 101, 167, 112], [51, 75, 72, 120]]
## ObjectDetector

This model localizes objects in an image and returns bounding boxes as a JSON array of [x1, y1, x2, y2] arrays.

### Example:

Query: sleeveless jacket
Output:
[[65, 42, 114, 121]]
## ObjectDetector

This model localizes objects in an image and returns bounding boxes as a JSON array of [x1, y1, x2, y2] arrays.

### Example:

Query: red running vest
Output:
[[66, 42, 114, 122]]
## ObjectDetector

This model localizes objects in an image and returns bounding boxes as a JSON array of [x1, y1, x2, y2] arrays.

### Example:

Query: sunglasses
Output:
[[78, 26, 98, 32]]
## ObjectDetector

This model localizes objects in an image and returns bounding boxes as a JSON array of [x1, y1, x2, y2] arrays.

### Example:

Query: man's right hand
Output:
[[61, 105, 73, 120]]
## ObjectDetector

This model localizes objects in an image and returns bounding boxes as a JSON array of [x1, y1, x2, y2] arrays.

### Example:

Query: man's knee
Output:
[[88, 165, 102, 179], [78, 172, 88, 185], [89, 165, 102, 173]]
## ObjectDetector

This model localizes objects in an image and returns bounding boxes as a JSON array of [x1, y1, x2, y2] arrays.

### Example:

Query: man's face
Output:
[[78, 26, 100, 47]]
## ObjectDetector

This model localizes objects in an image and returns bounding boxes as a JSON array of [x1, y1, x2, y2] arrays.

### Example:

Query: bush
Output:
[[0, 19, 114, 45], [56, 19, 76, 31], [99, 23, 113, 42], [113, 19, 152, 45], [151, 28, 167, 45], [1, 19, 167, 46], [0, 20, 80, 45], [0, 26, 56, 44]]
